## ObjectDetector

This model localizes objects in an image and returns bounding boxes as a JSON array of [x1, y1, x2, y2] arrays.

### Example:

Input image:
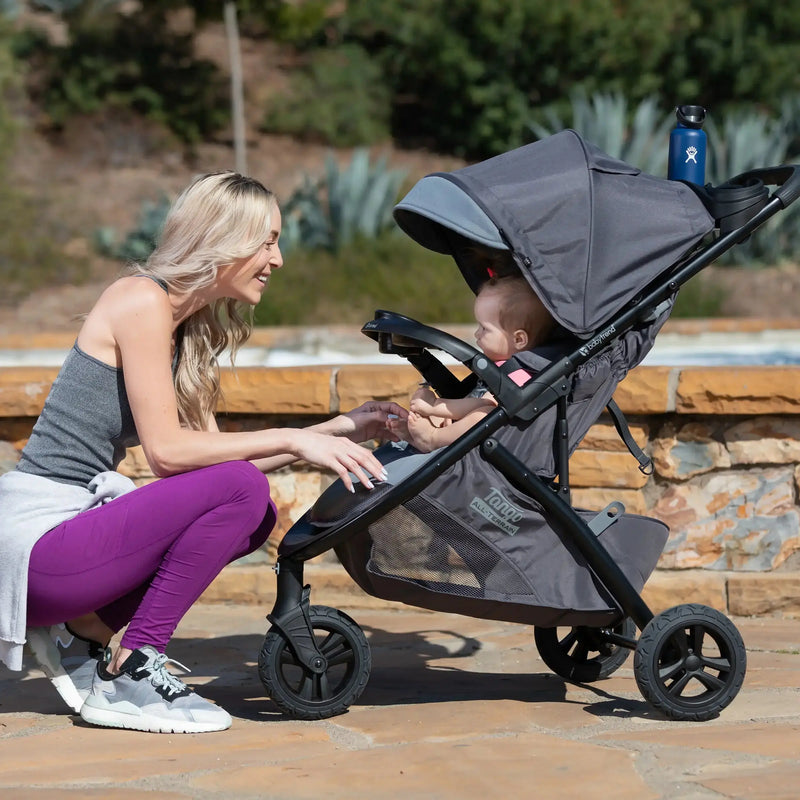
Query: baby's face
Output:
[[474, 290, 515, 362]]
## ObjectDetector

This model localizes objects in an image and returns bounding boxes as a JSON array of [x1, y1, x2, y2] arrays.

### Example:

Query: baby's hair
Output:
[[479, 275, 555, 346]]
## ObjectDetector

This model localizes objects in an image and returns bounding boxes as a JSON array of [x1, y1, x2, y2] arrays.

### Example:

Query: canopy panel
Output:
[[394, 130, 715, 336]]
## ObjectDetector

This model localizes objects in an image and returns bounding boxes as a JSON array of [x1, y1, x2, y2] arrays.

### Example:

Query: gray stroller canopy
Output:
[[394, 129, 715, 337]]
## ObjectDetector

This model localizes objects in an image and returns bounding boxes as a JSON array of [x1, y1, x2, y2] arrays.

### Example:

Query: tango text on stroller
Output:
[[470, 487, 524, 536]]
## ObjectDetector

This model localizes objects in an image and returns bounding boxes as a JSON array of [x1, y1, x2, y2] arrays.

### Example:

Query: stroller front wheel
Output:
[[633, 603, 746, 722], [258, 605, 372, 720], [534, 617, 636, 682]]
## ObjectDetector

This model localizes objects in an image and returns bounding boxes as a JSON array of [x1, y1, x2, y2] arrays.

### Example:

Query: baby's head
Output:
[[473, 275, 554, 361]]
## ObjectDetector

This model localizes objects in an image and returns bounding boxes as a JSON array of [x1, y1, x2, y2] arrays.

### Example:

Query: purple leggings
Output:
[[26, 461, 276, 652]]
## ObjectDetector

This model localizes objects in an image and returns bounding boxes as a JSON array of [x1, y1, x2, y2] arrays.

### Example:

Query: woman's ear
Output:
[[513, 328, 529, 351]]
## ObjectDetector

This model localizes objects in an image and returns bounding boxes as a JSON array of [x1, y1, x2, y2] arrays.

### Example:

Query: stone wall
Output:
[[2, 358, 799, 614]]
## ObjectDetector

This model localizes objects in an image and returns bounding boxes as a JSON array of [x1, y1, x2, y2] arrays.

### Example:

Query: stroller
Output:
[[257, 130, 800, 722]]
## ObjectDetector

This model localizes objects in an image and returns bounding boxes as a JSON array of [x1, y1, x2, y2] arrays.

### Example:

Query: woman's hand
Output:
[[288, 429, 389, 492], [326, 401, 409, 443]]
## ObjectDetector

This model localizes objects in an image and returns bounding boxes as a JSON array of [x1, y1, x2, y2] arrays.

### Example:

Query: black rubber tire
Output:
[[534, 617, 636, 682], [633, 603, 746, 721], [258, 605, 371, 720]]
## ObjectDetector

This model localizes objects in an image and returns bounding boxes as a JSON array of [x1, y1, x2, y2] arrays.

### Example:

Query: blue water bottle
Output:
[[668, 105, 707, 185]]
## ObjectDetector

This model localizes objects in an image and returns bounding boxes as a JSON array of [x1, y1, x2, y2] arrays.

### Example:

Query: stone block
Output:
[[0, 419, 34, 442], [266, 467, 327, 543], [724, 416, 800, 465], [651, 421, 731, 480], [654, 467, 800, 570], [728, 572, 800, 616], [571, 487, 648, 515], [0, 367, 59, 416], [0, 439, 20, 474], [337, 365, 470, 410], [676, 367, 800, 414], [569, 450, 650, 488], [117, 446, 152, 479], [613, 367, 675, 413], [579, 421, 649, 452], [643, 570, 728, 613], [219, 367, 333, 415]]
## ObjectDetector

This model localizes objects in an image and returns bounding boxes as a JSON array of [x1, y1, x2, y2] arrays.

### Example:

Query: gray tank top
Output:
[[16, 276, 180, 488]]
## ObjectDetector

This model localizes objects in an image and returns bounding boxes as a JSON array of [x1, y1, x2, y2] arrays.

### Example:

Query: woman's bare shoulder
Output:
[[93, 275, 171, 318]]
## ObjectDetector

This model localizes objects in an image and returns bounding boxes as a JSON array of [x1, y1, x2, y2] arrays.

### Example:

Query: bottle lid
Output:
[[676, 105, 706, 129]]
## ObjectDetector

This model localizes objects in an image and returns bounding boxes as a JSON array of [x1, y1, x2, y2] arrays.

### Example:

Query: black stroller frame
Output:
[[258, 136, 800, 723]]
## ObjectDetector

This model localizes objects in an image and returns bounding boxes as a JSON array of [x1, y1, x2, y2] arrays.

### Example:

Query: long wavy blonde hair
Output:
[[131, 171, 277, 430]]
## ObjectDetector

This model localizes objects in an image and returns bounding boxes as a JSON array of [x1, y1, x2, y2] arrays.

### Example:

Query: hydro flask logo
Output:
[[470, 486, 524, 535], [685, 146, 698, 164]]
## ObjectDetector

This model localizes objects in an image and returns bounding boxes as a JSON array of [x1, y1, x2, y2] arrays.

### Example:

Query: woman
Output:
[[0, 171, 406, 734]]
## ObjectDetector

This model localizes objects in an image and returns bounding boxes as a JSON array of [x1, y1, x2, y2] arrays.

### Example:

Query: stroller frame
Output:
[[259, 163, 800, 723]]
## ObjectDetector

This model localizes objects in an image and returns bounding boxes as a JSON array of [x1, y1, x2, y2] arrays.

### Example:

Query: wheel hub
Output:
[[685, 653, 701, 671], [310, 655, 327, 673]]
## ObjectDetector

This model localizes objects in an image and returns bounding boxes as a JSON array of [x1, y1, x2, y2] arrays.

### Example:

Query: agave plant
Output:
[[94, 195, 170, 262], [706, 107, 800, 266], [706, 111, 790, 184], [530, 90, 673, 176], [280, 148, 406, 253]]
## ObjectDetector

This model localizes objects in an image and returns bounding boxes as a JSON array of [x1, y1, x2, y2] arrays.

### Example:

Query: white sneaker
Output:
[[26, 623, 111, 713], [79, 645, 232, 734]]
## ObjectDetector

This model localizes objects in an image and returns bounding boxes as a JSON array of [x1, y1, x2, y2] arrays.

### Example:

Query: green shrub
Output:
[[0, 188, 87, 304], [262, 44, 391, 147], [0, 15, 85, 302], [253, 231, 473, 326], [19, 5, 229, 143], [671, 277, 726, 319], [706, 108, 800, 266], [269, 0, 800, 159]]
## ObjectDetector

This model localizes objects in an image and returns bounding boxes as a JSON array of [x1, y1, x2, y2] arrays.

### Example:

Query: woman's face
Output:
[[473, 288, 515, 362], [217, 206, 283, 304]]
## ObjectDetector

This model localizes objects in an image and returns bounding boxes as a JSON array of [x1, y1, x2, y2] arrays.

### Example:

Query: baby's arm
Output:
[[410, 394, 497, 420], [407, 406, 494, 453]]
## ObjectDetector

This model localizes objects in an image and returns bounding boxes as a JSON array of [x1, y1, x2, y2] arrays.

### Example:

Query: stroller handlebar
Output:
[[362, 310, 480, 363], [733, 164, 800, 209]]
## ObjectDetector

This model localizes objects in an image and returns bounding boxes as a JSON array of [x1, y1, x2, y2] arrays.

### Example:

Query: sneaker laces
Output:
[[138, 653, 192, 699]]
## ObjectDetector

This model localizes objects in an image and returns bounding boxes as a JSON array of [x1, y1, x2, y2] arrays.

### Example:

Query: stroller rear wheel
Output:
[[633, 603, 746, 722], [534, 617, 636, 682], [258, 605, 371, 720]]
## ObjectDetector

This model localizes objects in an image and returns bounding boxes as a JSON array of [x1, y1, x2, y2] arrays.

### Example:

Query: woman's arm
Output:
[[249, 401, 407, 474], [96, 280, 392, 490]]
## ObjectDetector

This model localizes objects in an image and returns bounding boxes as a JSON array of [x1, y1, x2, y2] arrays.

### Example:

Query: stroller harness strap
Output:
[[605, 399, 653, 475]]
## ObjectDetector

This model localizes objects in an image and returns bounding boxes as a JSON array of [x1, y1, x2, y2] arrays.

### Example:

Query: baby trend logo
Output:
[[470, 486, 524, 535]]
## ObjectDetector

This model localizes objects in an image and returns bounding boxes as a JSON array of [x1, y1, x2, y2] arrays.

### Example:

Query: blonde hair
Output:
[[131, 171, 278, 430], [479, 275, 554, 348]]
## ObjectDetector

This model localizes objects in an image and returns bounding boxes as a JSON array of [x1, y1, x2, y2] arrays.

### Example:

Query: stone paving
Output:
[[1, 580, 799, 800]]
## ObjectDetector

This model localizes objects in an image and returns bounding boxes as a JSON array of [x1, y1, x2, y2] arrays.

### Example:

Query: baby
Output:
[[391, 273, 554, 453]]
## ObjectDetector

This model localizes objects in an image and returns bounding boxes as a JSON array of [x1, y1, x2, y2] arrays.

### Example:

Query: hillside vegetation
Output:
[[0, 1, 799, 330]]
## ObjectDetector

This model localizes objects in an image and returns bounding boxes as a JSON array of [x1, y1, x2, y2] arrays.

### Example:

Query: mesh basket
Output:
[[367, 497, 534, 599]]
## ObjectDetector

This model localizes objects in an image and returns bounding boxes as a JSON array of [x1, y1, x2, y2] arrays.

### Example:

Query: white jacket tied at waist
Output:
[[0, 470, 135, 671]]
